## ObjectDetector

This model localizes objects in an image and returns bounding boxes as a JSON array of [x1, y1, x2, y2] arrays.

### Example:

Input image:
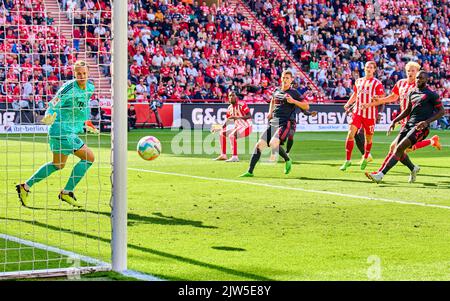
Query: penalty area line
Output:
[[128, 168, 450, 211]]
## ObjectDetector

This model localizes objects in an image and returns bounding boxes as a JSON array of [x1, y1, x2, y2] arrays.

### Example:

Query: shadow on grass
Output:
[[0, 216, 273, 281], [211, 246, 246, 252], [25, 208, 218, 229]]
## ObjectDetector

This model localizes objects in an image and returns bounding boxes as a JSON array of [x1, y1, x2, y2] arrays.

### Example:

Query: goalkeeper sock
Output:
[[25, 162, 58, 188], [248, 147, 261, 174], [64, 160, 93, 191]]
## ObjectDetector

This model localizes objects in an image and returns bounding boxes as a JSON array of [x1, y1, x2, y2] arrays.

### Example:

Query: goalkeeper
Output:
[[16, 60, 99, 207]]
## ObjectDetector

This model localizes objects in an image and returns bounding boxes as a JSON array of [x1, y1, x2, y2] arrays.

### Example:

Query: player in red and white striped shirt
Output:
[[213, 91, 252, 162], [362, 61, 441, 177], [341, 61, 385, 171]]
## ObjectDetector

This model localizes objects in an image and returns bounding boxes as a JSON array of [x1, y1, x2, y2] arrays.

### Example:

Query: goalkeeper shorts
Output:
[[49, 133, 85, 155]]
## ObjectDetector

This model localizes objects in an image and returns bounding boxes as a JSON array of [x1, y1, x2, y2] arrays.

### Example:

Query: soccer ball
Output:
[[137, 136, 161, 161]]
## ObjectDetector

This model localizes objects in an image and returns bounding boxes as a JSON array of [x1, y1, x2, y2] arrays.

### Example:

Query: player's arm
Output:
[[286, 92, 309, 111], [387, 102, 411, 136], [416, 94, 445, 131], [41, 94, 64, 125], [362, 93, 397, 110], [343, 91, 357, 112], [388, 98, 412, 135], [302, 109, 318, 117], [267, 97, 275, 120], [211, 110, 233, 133], [392, 101, 411, 124]]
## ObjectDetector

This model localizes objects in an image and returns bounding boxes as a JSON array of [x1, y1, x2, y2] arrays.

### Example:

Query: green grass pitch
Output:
[[1, 129, 449, 280]]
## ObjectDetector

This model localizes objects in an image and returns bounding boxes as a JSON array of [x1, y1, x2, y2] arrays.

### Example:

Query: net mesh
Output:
[[0, 0, 112, 278]]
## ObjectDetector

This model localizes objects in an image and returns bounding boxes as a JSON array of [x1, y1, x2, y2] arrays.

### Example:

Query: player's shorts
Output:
[[260, 121, 294, 146], [49, 133, 85, 155], [351, 114, 375, 135], [398, 124, 430, 146]]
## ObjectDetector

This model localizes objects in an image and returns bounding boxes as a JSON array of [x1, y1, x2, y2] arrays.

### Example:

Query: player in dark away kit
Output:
[[240, 70, 310, 177], [365, 71, 445, 183]]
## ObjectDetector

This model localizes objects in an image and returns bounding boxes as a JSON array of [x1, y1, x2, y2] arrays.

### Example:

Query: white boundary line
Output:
[[0, 233, 109, 267], [5, 167, 449, 210], [0, 233, 162, 281], [128, 168, 450, 211]]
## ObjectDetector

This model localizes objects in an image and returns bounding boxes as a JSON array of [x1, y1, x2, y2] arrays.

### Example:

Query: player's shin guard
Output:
[[411, 139, 431, 151], [380, 154, 400, 175], [25, 162, 58, 188], [248, 147, 261, 174], [345, 139, 354, 161], [400, 153, 415, 171], [64, 160, 93, 192], [364, 142, 372, 159], [229, 135, 238, 156], [278, 145, 290, 162], [220, 131, 227, 155]]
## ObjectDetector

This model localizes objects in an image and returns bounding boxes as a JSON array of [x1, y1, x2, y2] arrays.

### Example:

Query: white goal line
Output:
[[0, 233, 162, 281], [128, 168, 450, 211]]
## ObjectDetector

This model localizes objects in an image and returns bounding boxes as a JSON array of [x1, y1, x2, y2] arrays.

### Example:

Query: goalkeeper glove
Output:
[[41, 112, 57, 125], [85, 120, 99, 134]]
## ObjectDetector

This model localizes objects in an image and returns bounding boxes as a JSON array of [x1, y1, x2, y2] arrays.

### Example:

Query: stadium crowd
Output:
[[247, 0, 450, 101], [0, 0, 78, 113], [1, 0, 449, 112], [61, 0, 303, 103]]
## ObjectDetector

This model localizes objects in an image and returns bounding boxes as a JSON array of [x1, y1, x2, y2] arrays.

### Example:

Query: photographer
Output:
[[128, 104, 137, 130], [149, 95, 164, 128]]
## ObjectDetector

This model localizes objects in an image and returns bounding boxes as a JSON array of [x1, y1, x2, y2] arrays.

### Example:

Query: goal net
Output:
[[0, 0, 115, 279]]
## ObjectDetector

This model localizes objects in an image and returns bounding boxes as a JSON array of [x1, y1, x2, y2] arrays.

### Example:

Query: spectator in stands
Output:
[[135, 78, 148, 102], [127, 80, 136, 102], [248, 0, 450, 101], [332, 82, 348, 100]]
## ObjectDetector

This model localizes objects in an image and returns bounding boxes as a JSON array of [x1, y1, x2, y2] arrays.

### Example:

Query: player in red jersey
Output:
[[340, 61, 385, 171], [213, 91, 252, 162]]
